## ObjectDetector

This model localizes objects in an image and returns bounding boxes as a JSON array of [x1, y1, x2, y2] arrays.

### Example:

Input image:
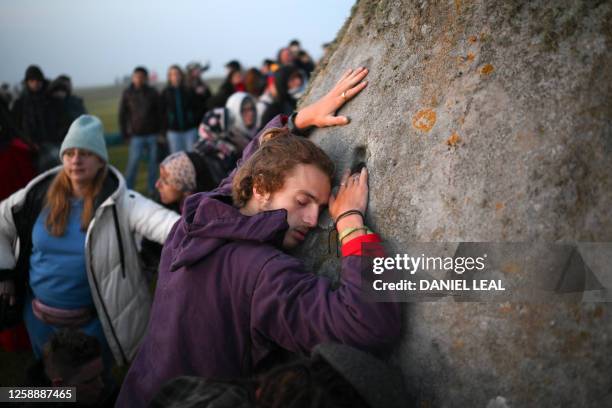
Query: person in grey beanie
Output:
[[0, 115, 180, 384]]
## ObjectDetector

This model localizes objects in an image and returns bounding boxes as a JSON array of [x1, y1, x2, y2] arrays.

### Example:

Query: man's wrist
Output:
[[336, 214, 364, 232], [293, 110, 306, 128], [288, 112, 315, 136]]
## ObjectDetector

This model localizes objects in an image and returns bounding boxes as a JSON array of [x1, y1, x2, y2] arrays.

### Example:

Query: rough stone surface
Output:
[[295, 1, 612, 407]]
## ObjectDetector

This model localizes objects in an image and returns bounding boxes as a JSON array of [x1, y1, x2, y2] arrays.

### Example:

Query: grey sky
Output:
[[1, 0, 354, 87]]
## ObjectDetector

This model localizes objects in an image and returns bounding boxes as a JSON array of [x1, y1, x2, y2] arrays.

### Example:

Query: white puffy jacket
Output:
[[0, 165, 180, 364]]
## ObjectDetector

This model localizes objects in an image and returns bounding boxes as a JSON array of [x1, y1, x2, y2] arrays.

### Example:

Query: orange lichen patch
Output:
[[466, 52, 475, 61], [480, 64, 495, 75], [502, 262, 520, 274], [452, 338, 465, 351], [468, 35, 478, 43], [495, 202, 504, 210], [446, 132, 461, 147], [454, 0, 461, 13], [412, 109, 437, 132]]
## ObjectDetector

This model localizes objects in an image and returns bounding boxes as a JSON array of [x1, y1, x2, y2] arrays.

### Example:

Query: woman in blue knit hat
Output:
[[0, 115, 180, 376]]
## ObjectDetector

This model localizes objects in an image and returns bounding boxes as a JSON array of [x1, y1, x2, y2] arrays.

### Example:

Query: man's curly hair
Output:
[[232, 128, 335, 208]]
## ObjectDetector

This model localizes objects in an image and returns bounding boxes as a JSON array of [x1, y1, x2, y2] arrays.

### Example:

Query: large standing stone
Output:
[[297, 0, 612, 406]]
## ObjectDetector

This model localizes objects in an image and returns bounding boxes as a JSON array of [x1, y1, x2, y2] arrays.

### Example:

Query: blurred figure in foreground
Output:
[[150, 343, 408, 408], [25, 329, 114, 406]]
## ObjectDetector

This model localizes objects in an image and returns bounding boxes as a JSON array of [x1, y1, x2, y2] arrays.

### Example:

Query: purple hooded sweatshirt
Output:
[[116, 115, 401, 407]]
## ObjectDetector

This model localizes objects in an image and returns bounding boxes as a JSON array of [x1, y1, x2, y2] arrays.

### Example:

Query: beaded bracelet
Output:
[[338, 226, 371, 243]]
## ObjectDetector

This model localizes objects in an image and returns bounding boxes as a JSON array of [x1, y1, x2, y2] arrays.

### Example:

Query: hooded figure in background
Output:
[[47, 75, 87, 147], [194, 92, 257, 185], [258, 65, 307, 128], [205, 60, 244, 110], [11, 65, 61, 172]]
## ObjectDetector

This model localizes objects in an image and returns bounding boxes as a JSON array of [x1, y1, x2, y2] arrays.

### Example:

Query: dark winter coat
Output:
[[160, 86, 199, 131], [11, 81, 59, 145], [259, 66, 300, 127], [47, 78, 87, 143], [186, 78, 212, 121], [116, 115, 401, 407], [118, 84, 162, 138], [205, 70, 243, 111]]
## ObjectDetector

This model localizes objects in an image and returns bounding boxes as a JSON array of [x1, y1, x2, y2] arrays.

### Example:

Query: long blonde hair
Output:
[[45, 167, 108, 236]]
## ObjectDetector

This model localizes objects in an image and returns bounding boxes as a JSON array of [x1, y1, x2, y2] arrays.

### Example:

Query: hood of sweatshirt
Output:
[[167, 191, 289, 272]]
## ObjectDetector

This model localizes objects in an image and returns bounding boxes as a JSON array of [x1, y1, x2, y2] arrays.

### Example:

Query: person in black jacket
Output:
[[259, 65, 308, 128], [48, 75, 87, 148], [11, 65, 60, 172], [185, 62, 212, 121], [161, 65, 199, 153], [205, 60, 244, 110], [118, 66, 162, 194]]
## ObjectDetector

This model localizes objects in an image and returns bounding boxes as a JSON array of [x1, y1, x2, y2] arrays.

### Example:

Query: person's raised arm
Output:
[[215, 67, 369, 195], [294, 67, 369, 129]]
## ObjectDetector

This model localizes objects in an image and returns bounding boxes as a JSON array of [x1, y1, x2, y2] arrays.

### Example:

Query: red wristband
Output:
[[341, 233, 383, 257]]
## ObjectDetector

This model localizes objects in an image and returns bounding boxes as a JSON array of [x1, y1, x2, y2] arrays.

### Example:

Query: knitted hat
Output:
[[313, 343, 409, 408], [59, 115, 108, 162], [25, 65, 44, 82], [161, 152, 197, 193]]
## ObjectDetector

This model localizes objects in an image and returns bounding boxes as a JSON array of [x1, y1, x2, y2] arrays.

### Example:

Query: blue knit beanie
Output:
[[59, 115, 108, 162]]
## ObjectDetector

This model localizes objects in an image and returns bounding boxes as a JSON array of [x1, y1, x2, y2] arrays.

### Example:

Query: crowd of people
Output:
[[0, 39, 406, 407], [119, 40, 317, 196]]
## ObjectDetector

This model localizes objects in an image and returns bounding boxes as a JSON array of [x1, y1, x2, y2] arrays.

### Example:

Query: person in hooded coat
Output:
[[11, 65, 61, 172], [259, 65, 307, 128], [205, 60, 245, 110], [48, 75, 88, 151], [116, 67, 400, 408], [193, 92, 258, 185]]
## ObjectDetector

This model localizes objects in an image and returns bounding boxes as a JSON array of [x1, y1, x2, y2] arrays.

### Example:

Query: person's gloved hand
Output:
[[295, 67, 369, 129], [0, 279, 17, 325]]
